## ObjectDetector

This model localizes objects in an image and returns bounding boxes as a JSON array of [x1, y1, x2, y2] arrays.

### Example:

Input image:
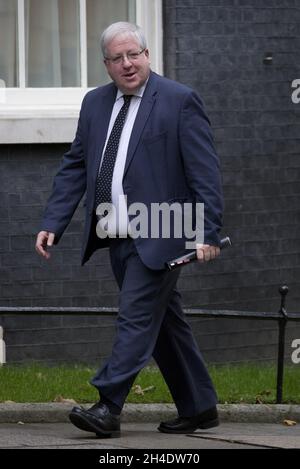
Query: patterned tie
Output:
[[95, 95, 132, 211]]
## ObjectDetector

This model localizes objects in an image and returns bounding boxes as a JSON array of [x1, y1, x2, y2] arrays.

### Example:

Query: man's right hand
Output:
[[35, 231, 55, 260]]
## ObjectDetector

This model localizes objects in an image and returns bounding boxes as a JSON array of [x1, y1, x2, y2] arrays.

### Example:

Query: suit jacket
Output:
[[41, 71, 223, 269]]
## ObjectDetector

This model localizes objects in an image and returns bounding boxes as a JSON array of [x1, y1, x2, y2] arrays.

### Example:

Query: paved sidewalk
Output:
[[0, 403, 299, 449], [0, 422, 299, 449]]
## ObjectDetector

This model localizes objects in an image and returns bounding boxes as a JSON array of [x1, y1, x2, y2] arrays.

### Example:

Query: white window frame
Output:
[[0, 0, 163, 143]]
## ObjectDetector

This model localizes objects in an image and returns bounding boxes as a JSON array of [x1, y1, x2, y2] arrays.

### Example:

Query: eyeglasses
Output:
[[105, 49, 146, 65]]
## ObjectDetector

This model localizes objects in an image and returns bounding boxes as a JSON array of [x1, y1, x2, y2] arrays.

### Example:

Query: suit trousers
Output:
[[91, 237, 217, 417]]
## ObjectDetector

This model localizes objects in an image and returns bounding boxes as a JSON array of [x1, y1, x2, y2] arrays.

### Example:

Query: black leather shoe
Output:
[[69, 402, 120, 438], [158, 406, 219, 434]]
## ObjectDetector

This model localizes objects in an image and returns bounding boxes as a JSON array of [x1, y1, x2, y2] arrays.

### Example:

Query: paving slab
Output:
[[0, 422, 299, 449]]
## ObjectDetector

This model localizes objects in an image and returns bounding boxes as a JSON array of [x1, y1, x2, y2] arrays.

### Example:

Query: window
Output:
[[0, 0, 163, 142], [0, 1, 18, 87], [0, 0, 137, 88]]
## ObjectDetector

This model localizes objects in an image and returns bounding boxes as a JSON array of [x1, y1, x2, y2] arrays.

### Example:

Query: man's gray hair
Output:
[[101, 22, 147, 58]]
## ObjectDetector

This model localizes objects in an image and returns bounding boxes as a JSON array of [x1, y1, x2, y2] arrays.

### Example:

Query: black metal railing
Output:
[[0, 285, 299, 403]]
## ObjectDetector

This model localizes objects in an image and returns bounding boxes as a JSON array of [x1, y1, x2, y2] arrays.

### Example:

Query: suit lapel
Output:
[[123, 72, 158, 176]]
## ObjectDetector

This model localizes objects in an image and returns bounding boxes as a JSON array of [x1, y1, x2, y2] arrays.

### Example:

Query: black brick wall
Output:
[[1, 0, 300, 365], [164, 0, 300, 311]]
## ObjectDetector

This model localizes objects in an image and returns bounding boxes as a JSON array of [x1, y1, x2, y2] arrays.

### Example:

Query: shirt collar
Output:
[[116, 78, 149, 102]]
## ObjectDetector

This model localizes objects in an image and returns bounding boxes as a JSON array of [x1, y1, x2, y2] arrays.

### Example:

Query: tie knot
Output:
[[123, 95, 132, 104]]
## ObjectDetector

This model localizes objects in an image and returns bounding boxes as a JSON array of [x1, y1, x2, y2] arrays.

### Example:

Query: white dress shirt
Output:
[[97, 82, 147, 238]]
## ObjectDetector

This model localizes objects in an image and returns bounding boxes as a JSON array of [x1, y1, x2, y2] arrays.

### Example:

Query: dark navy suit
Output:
[[42, 71, 223, 416]]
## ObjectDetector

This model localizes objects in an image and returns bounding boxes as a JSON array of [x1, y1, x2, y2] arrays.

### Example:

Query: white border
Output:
[[0, 0, 163, 144], [136, 0, 163, 77], [17, 0, 26, 88], [79, 0, 88, 89]]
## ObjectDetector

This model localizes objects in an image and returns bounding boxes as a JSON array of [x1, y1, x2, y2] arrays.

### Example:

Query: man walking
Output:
[[36, 21, 223, 438]]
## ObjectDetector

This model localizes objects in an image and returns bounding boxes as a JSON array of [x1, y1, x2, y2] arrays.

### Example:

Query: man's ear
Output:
[[103, 59, 110, 72]]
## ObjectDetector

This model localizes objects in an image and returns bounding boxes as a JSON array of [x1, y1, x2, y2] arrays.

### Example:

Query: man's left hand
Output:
[[196, 244, 220, 263]]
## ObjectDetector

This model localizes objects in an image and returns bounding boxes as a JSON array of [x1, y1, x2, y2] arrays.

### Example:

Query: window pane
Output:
[[25, 0, 80, 87], [0, 0, 18, 87], [87, 0, 136, 87]]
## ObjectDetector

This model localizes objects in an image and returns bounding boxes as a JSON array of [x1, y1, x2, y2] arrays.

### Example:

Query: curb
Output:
[[0, 403, 299, 424]]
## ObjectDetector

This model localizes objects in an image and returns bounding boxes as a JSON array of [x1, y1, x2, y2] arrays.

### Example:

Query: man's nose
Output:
[[122, 56, 132, 67]]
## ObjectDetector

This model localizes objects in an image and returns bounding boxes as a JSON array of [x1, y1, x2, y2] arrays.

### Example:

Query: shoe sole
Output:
[[198, 418, 219, 430], [158, 418, 219, 434], [69, 412, 121, 438]]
